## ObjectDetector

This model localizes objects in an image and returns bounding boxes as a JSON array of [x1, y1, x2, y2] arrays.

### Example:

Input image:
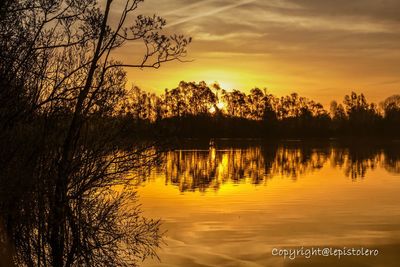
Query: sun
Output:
[[216, 102, 225, 110], [215, 81, 234, 90], [209, 101, 226, 114]]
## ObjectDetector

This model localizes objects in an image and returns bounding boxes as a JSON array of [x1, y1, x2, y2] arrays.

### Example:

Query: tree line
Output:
[[117, 81, 400, 138]]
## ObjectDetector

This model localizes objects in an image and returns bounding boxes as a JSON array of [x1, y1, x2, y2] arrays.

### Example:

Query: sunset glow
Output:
[[216, 101, 225, 110], [2, 1, 400, 266], [114, 0, 400, 106]]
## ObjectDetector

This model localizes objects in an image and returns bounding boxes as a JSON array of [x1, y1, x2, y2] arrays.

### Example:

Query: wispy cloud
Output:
[[118, 0, 400, 104], [166, 0, 256, 28], [163, 0, 216, 16], [365, 79, 400, 87]]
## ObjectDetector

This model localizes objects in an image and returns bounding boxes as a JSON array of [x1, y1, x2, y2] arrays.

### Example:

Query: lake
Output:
[[137, 140, 400, 267]]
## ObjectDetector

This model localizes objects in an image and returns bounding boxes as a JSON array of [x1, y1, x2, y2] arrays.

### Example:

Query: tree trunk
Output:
[[48, 1, 113, 266]]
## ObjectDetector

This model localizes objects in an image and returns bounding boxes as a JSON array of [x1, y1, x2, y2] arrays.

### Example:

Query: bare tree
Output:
[[0, 0, 190, 266]]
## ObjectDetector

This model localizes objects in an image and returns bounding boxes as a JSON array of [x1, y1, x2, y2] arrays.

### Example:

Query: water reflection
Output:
[[0, 146, 163, 267], [138, 141, 400, 267], [155, 142, 400, 192]]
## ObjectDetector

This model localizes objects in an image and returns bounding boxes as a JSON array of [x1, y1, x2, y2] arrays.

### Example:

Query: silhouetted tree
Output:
[[342, 92, 382, 135], [381, 95, 400, 136], [0, 0, 190, 266]]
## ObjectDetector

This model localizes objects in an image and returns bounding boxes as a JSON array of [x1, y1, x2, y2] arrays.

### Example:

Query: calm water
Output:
[[136, 140, 400, 267]]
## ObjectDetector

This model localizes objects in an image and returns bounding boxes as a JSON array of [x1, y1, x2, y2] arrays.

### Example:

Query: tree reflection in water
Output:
[[1, 141, 399, 266], [156, 142, 400, 192], [0, 146, 163, 267]]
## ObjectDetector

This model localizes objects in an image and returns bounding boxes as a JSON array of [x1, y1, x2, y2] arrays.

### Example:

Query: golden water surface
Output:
[[137, 141, 400, 267]]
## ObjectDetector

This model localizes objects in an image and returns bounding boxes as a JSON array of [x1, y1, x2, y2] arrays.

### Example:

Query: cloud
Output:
[[163, 0, 216, 16], [165, 0, 256, 28], [194, 31, 264, 41], [115, 0, 400, 104], [178, 0, 400, 55]]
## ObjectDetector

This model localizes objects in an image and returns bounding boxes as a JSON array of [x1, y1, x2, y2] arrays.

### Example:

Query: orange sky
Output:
[[111, 0, 400, 106]]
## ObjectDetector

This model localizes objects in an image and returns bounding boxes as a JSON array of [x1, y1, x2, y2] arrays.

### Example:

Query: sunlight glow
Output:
[[216, 102, 225, 110], [209, 101, 225, 114]]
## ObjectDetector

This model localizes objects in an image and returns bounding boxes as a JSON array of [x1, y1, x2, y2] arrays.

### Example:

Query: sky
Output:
[[112, 0, 400, 106]]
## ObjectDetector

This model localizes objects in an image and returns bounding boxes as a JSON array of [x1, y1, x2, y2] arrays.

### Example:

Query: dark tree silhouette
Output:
[[0, 0, 190, 266], [117, 83, 399, 138], [381, 95, 400, 135]]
